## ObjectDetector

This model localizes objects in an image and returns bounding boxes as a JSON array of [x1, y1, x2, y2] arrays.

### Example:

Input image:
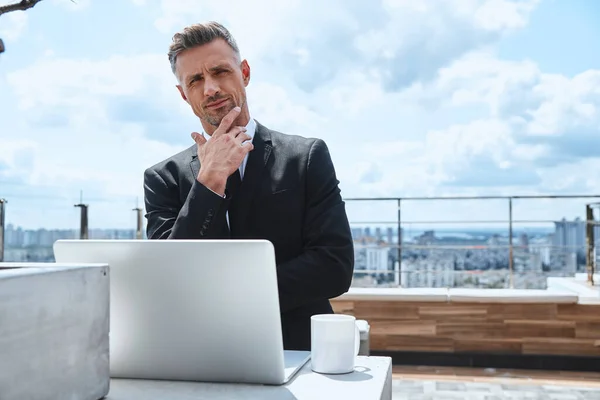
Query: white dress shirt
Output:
[[202, 116, 256, 228]]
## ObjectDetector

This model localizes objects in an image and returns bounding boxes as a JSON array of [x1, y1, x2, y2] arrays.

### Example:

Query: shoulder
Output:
[[258, 122, 340, 191], [144, 144, 195, 181], [258, 121, 330, 161]]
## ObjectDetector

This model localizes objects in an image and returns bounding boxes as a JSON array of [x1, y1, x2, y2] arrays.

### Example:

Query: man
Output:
[[143, 21, 354, 350]]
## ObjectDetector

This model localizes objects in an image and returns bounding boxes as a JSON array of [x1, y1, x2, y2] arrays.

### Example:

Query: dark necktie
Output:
[[226, 169, 243, 236], [226, 169, 242, 199]]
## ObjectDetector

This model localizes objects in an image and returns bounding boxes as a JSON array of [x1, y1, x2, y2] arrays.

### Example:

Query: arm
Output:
[[276, 139, 355, 313], [143, 167, 229, 239]]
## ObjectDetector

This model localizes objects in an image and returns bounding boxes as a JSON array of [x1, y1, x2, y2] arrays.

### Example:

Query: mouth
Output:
[[206, 98, 230, 110]]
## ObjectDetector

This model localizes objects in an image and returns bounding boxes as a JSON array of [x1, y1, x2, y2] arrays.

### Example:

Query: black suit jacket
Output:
[[143, 121, 354, 350]]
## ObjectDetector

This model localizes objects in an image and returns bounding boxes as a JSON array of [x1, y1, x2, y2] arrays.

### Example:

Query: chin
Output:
[[204, 113, 226, 127], [202, 103, 237, 125]]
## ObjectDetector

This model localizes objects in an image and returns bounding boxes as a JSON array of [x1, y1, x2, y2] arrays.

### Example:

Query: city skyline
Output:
[[1, 192, 600, 230], [3, 215, 591, 244], [4, 213, 591, 291]]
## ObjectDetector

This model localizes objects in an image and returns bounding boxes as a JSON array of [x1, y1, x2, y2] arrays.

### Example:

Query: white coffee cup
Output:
[[310, 314, 360, 374]]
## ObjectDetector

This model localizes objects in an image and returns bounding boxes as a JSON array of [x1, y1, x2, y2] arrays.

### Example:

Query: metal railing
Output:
[[345, 195, 600, 287], [350, 242, 590, 289], [1, 193, 600, 288]]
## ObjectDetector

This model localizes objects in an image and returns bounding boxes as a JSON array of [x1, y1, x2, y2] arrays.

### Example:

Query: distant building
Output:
[[553, 217, 586, 272], [375, 227, 382, 241], [366, 246, 388, 273], [518, 233, 529, 250], [400, 249, 455, 288], [2, 224, 135, 262], [553, 217, 585, 255], [530, 244, 551, 266], [386, 227, 394, 244], [487, 234, 500, 246], [416, 230, 435, 245]]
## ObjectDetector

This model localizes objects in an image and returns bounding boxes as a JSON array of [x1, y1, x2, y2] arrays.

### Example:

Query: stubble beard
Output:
[[205, 103, 234, 127], [203, 96, 246, 127]]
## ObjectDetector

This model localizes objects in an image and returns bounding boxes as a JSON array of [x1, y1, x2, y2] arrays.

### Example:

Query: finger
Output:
[[191, 132, 207, 146], [239, 140, 254, 149], [214, 106, 241, 136], [234, 132, 252, 144], [228, 126, 247, 137]]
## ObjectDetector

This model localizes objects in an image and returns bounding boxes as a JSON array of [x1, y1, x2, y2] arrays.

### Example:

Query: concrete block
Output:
[[0, 263, 110, 400]]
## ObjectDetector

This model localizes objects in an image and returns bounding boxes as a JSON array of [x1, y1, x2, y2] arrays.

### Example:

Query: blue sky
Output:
[[0, 0, 599, 230]]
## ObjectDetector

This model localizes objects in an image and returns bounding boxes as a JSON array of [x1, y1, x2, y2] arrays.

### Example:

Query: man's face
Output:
[[175, 38, 250, 128]]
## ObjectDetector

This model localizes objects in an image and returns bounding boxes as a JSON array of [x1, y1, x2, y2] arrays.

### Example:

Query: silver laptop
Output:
[[53, 239, 310, 385]]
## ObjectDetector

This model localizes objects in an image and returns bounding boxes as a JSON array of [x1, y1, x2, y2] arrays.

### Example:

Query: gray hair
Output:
[[168, 21, 240, 78]]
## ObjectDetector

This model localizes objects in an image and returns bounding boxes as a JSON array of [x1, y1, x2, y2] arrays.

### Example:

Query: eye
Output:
[[188, 76, 203, 86]]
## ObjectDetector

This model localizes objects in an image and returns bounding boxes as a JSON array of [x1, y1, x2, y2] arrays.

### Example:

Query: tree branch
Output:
[[0, 0, 45, 17]]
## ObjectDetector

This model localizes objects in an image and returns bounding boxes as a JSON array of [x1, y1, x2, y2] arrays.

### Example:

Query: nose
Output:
[[203, 75, 220, 98]]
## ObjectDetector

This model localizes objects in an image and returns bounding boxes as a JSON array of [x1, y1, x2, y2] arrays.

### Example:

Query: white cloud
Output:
[[154, 0, 538, 92], [247, 82, 327, 135], [0, 0, 89, 44], [0, 7, 28, 41], [429, 53, 600, 138], [323, 44, 600, 212], [1, 48, 325, 226], [473, 0, 539, 31], [3, 53, 186, 207], [8, 54, 175, 109], [399, 50, 600, 162], [0, 139, 38, 181], [48, 0, 91, 11]]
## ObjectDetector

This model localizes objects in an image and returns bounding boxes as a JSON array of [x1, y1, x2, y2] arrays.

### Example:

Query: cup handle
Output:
[[354, 323, 361, 356]]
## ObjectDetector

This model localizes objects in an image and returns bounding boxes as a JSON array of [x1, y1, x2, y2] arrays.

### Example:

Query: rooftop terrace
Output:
[[1, 195, 600, 397], [391, 365, 600, 399], [337, 196, 600, 375], [339, 273, 600, 397]]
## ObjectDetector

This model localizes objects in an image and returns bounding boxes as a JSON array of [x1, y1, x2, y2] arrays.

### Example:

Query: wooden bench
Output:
[[331, 287, 600, 371]]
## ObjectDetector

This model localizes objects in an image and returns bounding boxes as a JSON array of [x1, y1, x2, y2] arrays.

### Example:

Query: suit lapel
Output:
[[189, 145, 200, 180], [231, 121, 272, 233]]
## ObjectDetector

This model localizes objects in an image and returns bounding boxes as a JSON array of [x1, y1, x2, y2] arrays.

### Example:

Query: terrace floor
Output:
[[391, 366, 600, 399]]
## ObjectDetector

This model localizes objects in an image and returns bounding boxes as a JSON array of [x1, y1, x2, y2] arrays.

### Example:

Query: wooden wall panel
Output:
[[522, 338, 600, 356], [331, 299, 600, 357], [454, 338, 522, 354], [576, 322, 600, 339]]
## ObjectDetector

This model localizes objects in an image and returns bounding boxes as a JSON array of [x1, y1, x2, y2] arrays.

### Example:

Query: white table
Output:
[[105, 356, 392, 400]]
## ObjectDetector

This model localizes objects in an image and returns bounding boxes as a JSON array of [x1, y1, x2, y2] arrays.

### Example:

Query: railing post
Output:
[[74, 203, 89, 240], [586, 204, 595, 285], [132, 207, 143, 239], [0, 198, 6, 262], [508, 197, 514, 289], [397, 198, 402, 287]]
